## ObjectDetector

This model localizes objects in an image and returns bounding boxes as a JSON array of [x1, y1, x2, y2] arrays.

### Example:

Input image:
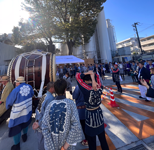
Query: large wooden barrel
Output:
[[7, 50, 56, 97]]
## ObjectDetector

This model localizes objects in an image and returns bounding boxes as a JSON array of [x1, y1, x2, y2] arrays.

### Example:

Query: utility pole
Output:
[[132, 22, 143, 54]]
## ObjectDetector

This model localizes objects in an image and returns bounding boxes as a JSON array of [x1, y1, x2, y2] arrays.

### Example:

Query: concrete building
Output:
[[140, 35, 154, 52], [113, 37, 140, 62], [113, 46, 132, 62], [116, 37, 140, 53], [72, 9, 113, 63], [106, 19, 117, 52], [0, 42, 19, 75]]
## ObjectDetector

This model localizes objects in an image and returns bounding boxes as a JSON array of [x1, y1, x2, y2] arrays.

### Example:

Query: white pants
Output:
[[139, 84, 151, 101]]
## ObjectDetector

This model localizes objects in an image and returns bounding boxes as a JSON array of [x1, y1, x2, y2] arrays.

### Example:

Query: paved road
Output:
[[0, 74, 154, 150]]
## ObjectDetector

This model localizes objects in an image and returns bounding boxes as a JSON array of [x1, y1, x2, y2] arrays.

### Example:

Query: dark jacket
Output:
[[112, 68, 120, 82], [76, 73, 104, 136], [72, 85, 85, 120], [138, 67, 151, 85], [146, 87, 154, 98], [105, 64, 109, 70], [93, 67, 102, 76]]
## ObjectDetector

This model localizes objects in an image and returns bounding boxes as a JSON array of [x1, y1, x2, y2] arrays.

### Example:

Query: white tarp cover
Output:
[[56, 55, 84, 64]]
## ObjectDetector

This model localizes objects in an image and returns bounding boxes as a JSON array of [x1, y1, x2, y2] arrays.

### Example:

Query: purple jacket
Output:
[[126, 63, 131, 71], [146, 64, 154, 70]]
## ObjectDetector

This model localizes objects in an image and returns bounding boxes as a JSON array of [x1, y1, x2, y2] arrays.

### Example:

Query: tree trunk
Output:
[[48, 40, 55, 54], [67, 40, 73, 55]]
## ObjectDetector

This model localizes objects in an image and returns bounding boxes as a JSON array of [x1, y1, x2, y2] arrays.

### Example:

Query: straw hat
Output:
[[0, 76, 10, 82], [15, 76, 25, 83]]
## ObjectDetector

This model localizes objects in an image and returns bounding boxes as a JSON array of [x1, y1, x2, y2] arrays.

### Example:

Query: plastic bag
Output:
[[119, 75, 123, 81]]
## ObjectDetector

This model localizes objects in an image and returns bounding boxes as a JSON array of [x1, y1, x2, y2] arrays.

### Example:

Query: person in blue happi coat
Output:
[[76, 71, 109, 150], [6, 76, 34, 150], [73, 85, 88, 146], [41, 79, 83, 150], [32, 82, 55, 150]]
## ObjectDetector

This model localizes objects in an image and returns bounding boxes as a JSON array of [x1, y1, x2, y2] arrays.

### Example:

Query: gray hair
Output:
[[46, 82, 54, 91]]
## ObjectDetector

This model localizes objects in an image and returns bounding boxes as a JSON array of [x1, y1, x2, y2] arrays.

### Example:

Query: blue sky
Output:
[[0, 0, 153, 43], [104, 0, 154, 42]]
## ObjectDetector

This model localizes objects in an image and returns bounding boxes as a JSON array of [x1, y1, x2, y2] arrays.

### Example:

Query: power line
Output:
[[138, 24, 154, 33], [118, 24, 154, 42]]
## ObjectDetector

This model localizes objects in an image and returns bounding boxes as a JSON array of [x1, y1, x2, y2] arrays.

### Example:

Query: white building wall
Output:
[[59, 43, 69, 55], [0, 42, 19, 75], [73, 45, 83, 59], [85, 34, 97, 59], [96, 9, 112, 63], [106, 19, 117, 52]]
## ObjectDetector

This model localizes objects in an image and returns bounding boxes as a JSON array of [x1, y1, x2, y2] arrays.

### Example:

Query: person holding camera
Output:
[[138, 61, 151, 102]]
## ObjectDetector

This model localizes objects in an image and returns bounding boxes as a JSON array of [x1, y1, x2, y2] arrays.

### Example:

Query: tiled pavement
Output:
[[0, 74, 154, 150]]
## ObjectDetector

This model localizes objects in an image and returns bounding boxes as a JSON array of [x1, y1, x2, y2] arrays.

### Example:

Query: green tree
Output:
[[12, 27, 21, 44], [22, 0, 106, 54], [16, 41, 47, 54]]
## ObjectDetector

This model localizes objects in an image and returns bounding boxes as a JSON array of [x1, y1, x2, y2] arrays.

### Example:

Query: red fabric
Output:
[[139, 79, 150, 83], [76, 73, 101, 90], [77, 105, 86, 109], [112, 69, 119, 73], [96, 74, 102, 88], [76, 73, 92, 90]]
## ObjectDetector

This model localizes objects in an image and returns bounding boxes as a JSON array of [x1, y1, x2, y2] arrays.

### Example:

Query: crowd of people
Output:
[[0, 59, 154, 150], [0, 72, 109, 150]]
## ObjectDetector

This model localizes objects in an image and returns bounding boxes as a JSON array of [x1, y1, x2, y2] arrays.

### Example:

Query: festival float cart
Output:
[[7, 51, 85, 112], [0, 52, 86, 123], [7, 50, 56, 113]]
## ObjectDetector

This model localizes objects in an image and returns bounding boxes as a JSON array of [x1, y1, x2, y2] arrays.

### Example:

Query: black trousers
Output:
[[120, 74, 125, 80], [80, 120, 87, 140], [135, 75, 138, 82], [116, 81, 122, 93], [86, 130, 109, 150]]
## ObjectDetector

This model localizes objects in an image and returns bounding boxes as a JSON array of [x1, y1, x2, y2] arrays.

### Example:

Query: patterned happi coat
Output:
[[76, 73, 104, 137], [42, 96, 83, 150], [35, 91, 54, 130], [6, 83, 34, 128]]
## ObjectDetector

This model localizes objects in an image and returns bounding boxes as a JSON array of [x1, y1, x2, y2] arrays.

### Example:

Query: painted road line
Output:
[[110, 87, 140, 96], [114, 98, 154, 112], [100, 104, 139, 149], [122, 109, 149, 121], [114, 94, 154, 107], [103, 90, 154, 107], [102, 98, 154, 139], [111, 84, 139, 90], [111, 86, 140, 92], [116, 102, 154, 119]]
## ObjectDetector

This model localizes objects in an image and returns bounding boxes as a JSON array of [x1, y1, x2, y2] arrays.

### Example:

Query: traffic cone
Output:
[[108, 88, 119, 107]]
